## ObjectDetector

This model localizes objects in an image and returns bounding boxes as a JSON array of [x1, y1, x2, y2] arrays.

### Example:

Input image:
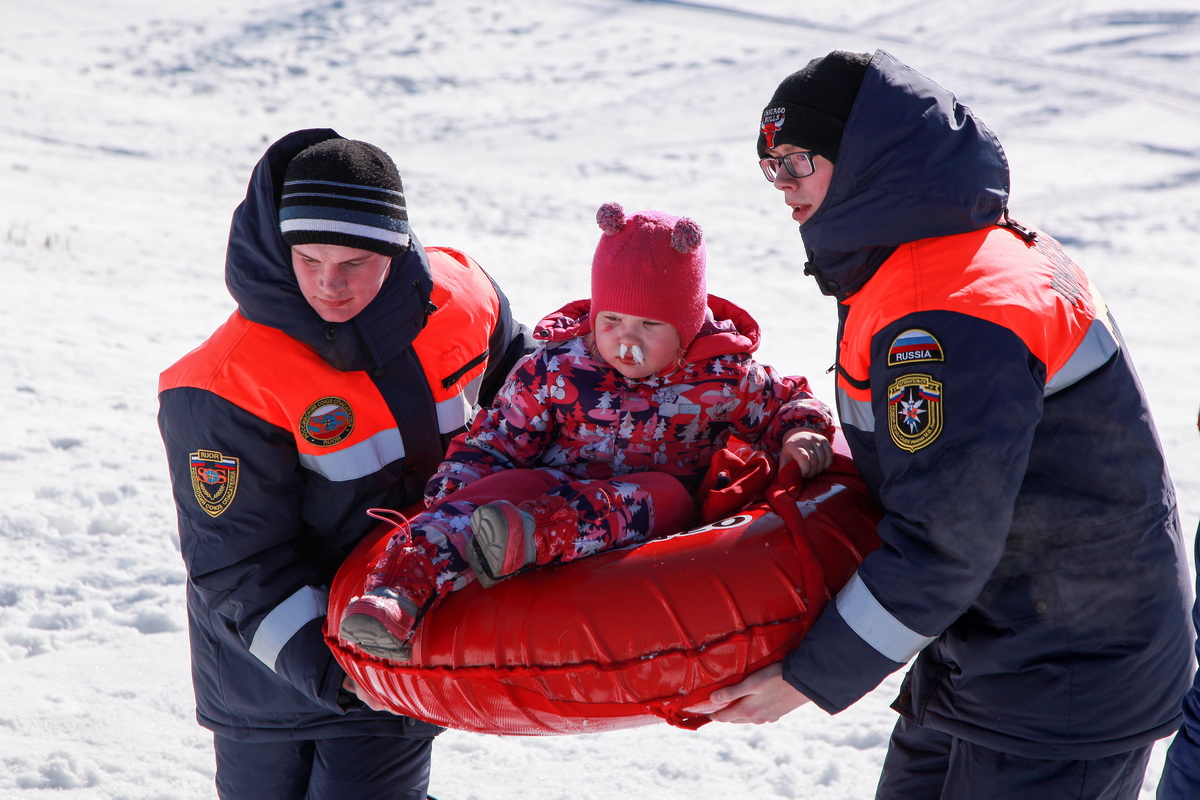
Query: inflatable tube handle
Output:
[[653, 704, 712, 730], [365, 507, 414, 544], [764, 463, 829, 607]]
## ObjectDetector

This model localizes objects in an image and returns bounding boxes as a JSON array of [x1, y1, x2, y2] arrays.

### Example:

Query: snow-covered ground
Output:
[[3, 0, 1199, 796]]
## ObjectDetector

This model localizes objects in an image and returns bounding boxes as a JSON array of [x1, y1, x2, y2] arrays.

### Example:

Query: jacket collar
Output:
[[800, 50, 1010, 301]]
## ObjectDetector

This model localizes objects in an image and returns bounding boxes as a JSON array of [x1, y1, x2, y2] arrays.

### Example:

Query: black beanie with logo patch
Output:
[[757, 50, 872, 163]]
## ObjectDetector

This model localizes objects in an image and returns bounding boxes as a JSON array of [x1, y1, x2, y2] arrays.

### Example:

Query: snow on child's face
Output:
[[593, 311, 682, 379]]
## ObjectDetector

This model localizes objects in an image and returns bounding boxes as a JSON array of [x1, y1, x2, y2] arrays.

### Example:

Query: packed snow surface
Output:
[[3, 0, 1200, 796]]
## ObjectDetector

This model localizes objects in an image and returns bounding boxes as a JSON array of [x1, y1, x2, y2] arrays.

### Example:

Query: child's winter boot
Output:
[[338, 540, 437, 661], [467, 495, 583, 587]]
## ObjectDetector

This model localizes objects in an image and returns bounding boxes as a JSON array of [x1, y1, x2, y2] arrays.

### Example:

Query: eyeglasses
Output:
[[759, 151, 816, 182]]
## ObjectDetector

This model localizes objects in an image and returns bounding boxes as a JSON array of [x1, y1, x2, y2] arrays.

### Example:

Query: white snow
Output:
[[3, 0, 1199, 796]]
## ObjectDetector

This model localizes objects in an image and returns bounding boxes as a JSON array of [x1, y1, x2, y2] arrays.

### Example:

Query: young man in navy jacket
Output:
[[708, 51, 1193, 800], [159, 130, 532, 799]]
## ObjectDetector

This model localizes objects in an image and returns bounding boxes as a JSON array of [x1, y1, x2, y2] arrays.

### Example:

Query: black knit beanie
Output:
[[757, 50, 872, 162], [279, 138, 410, 256]]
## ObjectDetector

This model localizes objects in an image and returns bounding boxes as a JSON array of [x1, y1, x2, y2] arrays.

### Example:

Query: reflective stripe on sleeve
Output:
[[836, 388, 875, 433], [836, 573, 935, 663], [298, 428, 406, 482], [249, 585, 329, 671], [1044, 316, 1119, 396]]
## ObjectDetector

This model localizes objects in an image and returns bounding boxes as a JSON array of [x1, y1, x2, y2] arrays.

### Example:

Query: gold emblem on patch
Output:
[[887, 374, 943, 453], [189, 449, 239, 517]]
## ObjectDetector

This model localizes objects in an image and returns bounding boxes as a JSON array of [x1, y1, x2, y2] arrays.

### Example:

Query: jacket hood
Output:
[[534, 294, 761, 363], [801, 50, 1010, 300], [224, 128, 434, 371]]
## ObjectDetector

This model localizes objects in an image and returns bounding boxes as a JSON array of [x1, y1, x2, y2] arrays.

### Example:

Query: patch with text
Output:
[[299, 396, 355, 447], [190, 449, 239, 517], [887, 328, 944, 367], [760, 107, 786, 149], [887, 374, 943, 452]]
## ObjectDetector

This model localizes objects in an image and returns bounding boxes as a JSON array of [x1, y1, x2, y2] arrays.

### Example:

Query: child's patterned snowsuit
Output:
[[371, 294, 835, 598]]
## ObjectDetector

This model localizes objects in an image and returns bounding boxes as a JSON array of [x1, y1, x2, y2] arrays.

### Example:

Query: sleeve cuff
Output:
[[783, 595, 909, 714]]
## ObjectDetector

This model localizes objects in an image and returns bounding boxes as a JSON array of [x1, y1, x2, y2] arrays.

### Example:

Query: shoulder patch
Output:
[[887, 374, 943, 452], [190, 449, 239, 517], [887, 329, 944, 367], [300, 397, 355, 447]]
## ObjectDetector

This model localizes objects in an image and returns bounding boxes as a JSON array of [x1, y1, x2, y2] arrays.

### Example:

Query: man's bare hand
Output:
[[703, 663, 810, 724], [342, 675, 396, 713]]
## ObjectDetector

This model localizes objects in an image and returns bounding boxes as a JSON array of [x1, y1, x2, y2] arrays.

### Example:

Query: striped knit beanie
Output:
[[590, 202, 707, 348], [279, 138, 410, 256]]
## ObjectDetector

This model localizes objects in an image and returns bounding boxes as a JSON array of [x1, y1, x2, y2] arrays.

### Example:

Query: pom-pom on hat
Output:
[[279, 137, 410, 257], [757, 50, 872, 162], [590, 202, 707, 348]]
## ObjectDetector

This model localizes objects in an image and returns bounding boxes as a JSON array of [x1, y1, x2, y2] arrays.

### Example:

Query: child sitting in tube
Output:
[[338, 201, 836, 661]]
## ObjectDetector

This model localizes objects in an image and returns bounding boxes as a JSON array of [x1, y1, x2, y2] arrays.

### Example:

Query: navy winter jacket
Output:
[[158, 129, 533, 741], [780, 51, 1193, 759]]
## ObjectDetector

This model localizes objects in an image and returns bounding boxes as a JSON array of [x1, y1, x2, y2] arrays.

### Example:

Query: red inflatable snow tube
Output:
[[325, 453, 881, 735]]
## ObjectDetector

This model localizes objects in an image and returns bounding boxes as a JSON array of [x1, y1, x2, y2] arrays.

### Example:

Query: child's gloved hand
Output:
[[779, 429, 833, 477]]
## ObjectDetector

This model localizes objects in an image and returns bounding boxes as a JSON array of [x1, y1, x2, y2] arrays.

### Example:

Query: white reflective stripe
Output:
[[298, 428, 406, 482], [436, 374, 483, 433], [1044, 316, 1119, 396], [279, 218, 410, 248], [836, 573, 935, 663], [249, 585, 329, 671], [836, 387, 875, 432]]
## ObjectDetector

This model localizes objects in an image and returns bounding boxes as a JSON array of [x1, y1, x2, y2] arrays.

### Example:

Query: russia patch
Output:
[[300, 396, 355, 447], [887, 329, 944, 367], [190, 449, 239, 517], [887, 374, 943, 452]]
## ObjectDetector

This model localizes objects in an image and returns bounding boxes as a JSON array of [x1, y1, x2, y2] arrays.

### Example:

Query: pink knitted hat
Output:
[[590, 202, 708, 347]]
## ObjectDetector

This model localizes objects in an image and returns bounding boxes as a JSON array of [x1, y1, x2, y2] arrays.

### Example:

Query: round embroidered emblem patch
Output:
[[299, 396, 355, 447]]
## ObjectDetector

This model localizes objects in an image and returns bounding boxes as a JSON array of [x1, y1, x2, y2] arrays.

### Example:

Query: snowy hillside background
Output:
[[3, 0, 1200, 796]]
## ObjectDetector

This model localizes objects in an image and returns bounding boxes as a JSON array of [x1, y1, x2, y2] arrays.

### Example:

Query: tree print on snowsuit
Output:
[[365, 473, 661, 598]]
